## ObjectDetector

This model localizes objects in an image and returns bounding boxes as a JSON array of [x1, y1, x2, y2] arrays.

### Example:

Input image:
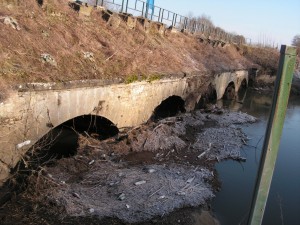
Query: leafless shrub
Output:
[[185, 14, 246, 44], [7, 127, 63, 192]]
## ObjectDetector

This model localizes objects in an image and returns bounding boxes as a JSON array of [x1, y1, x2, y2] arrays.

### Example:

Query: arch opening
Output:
[[223, 82, 236, 100], [8, 115, 118, 194], [248, 68, 258, 87], [237, 79, 248, 100], [196, 84, 217, 109], [151, 96, 186, 120], [248, 78, 255, 87], [41, 115, 118, 158]]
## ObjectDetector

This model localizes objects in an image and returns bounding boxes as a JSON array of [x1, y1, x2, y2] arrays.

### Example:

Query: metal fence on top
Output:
[[79, 0, 188, 29], [78, 0, 246, 44]]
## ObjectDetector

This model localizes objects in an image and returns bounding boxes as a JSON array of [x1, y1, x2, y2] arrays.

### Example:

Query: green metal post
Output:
[[247, 45, 297, 225]]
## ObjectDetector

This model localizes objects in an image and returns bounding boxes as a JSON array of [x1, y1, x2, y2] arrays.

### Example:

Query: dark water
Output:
[[212, 89, 300, 225]]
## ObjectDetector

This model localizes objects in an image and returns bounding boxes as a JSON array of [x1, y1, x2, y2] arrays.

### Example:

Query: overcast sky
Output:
[[155, 0, 300, 45]]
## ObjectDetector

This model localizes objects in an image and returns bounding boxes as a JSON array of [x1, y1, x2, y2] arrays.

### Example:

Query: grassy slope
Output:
[[0, 0, 279, 100]]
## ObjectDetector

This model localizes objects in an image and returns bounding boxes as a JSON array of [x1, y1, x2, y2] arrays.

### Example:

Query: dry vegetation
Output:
[[0, 0, 280, 101], [240, 45, 280, 75]]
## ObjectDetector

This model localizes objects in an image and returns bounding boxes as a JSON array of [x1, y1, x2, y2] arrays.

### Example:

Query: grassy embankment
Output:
[[0, 0, 281, 101]]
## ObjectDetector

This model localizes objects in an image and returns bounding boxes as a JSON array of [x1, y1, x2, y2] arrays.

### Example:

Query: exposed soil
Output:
[[0, 108, 256, 224]]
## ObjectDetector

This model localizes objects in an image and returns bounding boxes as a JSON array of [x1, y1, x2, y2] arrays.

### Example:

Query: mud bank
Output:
[[0, 109, 256, 224]]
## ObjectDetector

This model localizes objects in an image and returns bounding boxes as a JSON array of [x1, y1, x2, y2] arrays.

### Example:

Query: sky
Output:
[[154, 0, 300, 46]]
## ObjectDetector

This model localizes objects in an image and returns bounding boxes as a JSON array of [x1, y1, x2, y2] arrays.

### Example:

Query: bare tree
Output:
[[184, 13, 246, 44], [292, 34, 300, 48]]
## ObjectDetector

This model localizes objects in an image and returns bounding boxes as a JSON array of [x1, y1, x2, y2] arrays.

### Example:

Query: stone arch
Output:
[[240, 78, 248, 88], [248, 68, 258, 87], [223, 81, 236, 100], [196, 84, 217, 109], [237, 78, 248, 102], [151, 95, 186, 120], [29, 114, 118, 159], [60, 114, 119, 140], [238, 78, 248, 93]]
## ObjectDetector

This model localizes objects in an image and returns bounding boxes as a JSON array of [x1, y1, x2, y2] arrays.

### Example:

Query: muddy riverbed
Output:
[[0, 108, 256, 225]]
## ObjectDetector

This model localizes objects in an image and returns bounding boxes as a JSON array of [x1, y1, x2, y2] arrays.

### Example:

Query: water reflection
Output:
[[212, 89, 300, 225], [216, 89, 273, 119]]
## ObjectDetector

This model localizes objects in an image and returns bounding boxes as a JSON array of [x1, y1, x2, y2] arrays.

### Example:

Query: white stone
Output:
[[16, 140, 31, 149]]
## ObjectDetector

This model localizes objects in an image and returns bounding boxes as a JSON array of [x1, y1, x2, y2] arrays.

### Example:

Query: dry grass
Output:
[[255, 74, 276, 86], [0, 0, 277, 101], [241, 45, 280, 75]]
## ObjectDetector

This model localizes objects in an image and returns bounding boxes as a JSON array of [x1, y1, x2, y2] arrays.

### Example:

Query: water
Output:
[[212, 89, 300, 225]]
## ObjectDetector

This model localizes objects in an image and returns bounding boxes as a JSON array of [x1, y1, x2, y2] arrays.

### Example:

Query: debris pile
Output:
[[45, 161, 214, 223], [33, 109, 256, 223]]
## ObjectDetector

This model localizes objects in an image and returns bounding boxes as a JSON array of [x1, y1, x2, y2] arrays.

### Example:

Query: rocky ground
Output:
[[0, 108, 256, 224]]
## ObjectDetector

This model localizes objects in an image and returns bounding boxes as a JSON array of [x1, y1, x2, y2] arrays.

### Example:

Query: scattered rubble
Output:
[[44, 162, 215, 223], [40, 53, 57, 67], [83, 51, 95, 62], [0, 16, 21, 30]]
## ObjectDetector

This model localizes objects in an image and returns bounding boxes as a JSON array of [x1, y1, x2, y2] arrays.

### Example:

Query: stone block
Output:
[[168, 26, 178, 34], [181, 28, 188, 34], [95, 5, 106, 12], [108, 14, 121, 29], [156, 22, 166, 35], [119, 13, 137, 29], [149, 21, 165, 35], [69, 1, 94, 17], [100, 10, 121, 29], [79, 4, 93, 17], [136, 17, 151, 32], [101, 9, 113, 22]]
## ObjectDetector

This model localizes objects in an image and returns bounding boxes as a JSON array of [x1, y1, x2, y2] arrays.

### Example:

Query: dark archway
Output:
[[196, 84, 217, 109], [248, 78, 255, 87], [27, 115, 119, 161], [62, 115, 119, 140], [6, 115, 119, 201], [240, 79, 248, 88], [151, 96, 186, 120], [223, 82, 236, 100], [237, 79, 248, 97], [248, 68, 258, 87]]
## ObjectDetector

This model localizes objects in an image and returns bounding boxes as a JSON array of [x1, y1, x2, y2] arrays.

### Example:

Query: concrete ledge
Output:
[[137, 17, 166, 35], [101, 10, 121, 28], [181, 28, 188, 34], [149, 21, 165, 35], [196, 35, 209, 44], [101, 9, 112, 21], [17, 79, 124, 92], [168, 26, 178, 34], [119, 13, 137, 29], [69, 1, 94, 17], [136, 17, 151, 31]]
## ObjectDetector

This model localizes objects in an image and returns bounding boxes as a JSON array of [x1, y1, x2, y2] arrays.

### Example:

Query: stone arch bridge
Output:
[[0, 70, 248, 185]]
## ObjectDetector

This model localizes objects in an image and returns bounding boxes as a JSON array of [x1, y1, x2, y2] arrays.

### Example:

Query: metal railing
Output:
[[79, 0, 245, 44], [80, 0, 187, 28]]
